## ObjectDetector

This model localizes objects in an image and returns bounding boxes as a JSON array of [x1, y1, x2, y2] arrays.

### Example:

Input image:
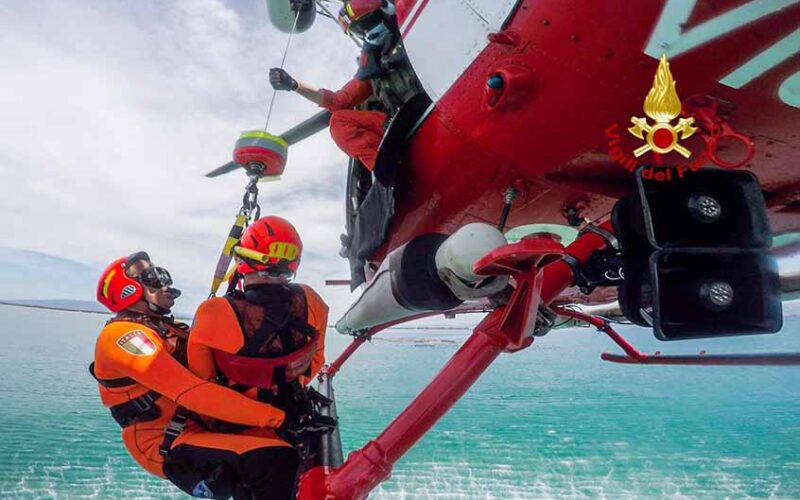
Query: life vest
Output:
[[213, 284, 318, 391], [89, 312, 190, 428]]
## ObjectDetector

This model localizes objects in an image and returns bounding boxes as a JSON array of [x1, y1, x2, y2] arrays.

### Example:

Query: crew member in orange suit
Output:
[[188, 216, 334, 438], [269, 0, 423, 171], [90, 251, 314, 499]]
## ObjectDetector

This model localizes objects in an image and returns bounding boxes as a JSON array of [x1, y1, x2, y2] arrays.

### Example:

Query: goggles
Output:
[[338, 7, 382, 38], [138, 266, 174, 289]]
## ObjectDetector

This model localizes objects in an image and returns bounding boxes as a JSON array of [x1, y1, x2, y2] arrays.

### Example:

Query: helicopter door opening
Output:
[[342, 93, 435, 289], [373, 92, 434, 185]]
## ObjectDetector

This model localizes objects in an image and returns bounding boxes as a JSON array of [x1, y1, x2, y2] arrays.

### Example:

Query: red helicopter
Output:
[[206, 1, 800, 497]]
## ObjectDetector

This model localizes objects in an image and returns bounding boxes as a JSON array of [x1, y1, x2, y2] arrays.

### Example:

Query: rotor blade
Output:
[[279, 110, 331, 145], [205, 161, 240, 178], [602, 352, 800, 366]]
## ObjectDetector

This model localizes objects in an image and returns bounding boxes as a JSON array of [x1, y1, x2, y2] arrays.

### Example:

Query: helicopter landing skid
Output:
[[297, 236, 565, 500], [554, 307, 800, 366]]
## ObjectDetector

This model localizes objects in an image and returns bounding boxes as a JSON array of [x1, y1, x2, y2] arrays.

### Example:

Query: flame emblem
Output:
[[628, 55, 697, 158]]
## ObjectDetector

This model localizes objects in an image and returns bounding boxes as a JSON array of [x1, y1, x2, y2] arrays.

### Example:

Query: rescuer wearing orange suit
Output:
[[270, 0, 423, 171], [187, 216, 333, 441], [90, 251, 317, 499]]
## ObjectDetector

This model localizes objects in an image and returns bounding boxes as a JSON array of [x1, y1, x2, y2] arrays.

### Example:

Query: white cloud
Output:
[[0, 0, 362, 317]]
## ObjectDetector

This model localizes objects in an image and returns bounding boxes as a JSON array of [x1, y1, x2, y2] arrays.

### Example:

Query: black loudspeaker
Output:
[[651, 249, 782, 339], [638, 169, 772, 249], [613, 167, 782, 340]]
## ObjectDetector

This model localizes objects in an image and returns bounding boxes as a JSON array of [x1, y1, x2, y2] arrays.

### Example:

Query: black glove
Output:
[[278, 406, 337, 441], [269, 68, 298, 91]]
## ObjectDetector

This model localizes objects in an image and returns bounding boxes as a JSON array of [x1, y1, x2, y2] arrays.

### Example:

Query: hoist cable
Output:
[[263, 9, 302, 132]]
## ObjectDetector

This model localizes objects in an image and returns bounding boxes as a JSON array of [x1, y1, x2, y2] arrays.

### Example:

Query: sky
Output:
[[0, 0, 364, 316], [1, 0, 798, 324]]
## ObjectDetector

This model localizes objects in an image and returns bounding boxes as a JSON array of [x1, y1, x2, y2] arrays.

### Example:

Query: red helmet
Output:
[[338, 0, 384, 34], [235, 216, 302, 276], [97, 253, 147, 312]]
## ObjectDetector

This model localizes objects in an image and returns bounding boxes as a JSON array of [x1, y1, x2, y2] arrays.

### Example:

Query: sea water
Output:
[[0, 304, 798, 499]]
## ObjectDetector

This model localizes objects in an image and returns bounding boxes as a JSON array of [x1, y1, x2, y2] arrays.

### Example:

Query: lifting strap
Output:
[[208, 175, 261, 298], [209, 211, 249, 297]]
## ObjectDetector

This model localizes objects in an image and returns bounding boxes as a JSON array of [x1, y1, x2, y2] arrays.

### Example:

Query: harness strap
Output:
[[89, 362, 137, 388], [109, 390, 162, 427], [159, 407, 191, 457], [238, 307, 289, 357], [217, 285, 317, 391], [291, 317, 318, 338]]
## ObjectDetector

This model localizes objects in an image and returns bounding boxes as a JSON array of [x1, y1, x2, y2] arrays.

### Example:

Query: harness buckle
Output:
[[164, 420, 185, 437], [159, 410, 189, 456], [129, 393, 156, 413]]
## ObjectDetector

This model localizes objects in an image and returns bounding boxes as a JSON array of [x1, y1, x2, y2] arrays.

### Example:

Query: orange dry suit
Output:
[[188, 283, 328, 406], [91, 312, 297, 499]]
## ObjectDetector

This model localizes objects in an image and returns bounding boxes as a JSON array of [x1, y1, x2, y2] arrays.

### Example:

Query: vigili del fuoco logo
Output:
[[605, 55, 712, 182]]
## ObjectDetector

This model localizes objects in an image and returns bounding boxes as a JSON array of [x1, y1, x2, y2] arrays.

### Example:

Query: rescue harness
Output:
[[90, 286, 318, 454], [215, 284, 318, 393], [89, 313, 189, 429]]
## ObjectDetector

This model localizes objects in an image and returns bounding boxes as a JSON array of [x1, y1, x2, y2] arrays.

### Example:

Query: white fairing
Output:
[[400, 0, 520, 101], [435, 223, 508, 283], [335, 259, 407, 334], [336, 224, 509, 334]]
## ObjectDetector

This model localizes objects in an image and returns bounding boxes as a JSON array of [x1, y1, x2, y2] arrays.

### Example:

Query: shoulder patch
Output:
[[116, 330, 157, 356]]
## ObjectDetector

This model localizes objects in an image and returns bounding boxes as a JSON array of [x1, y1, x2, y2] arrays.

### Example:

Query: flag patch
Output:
[[116, 330, 157, 356]]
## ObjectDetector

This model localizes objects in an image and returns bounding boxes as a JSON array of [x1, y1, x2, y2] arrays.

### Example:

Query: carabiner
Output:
[[683, 95, 755, 169]]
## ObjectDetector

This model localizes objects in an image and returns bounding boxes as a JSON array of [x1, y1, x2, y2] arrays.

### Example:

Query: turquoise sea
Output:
[[1, 304, 798, 499]]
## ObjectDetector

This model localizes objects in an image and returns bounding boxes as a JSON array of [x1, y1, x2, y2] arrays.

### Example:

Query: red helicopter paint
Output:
[[242, 1, 800, 497], [383, 0, 799, 262]]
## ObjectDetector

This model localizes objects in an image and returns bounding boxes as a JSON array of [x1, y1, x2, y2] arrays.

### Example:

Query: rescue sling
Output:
[[214, 284, 317, 391]]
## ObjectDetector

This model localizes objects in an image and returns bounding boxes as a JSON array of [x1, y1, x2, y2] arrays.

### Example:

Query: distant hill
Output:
[[0, 299, 192, 321], [0, 247, 97, 301], [1, 299, 107, 313], [0, 247, 207, 312]]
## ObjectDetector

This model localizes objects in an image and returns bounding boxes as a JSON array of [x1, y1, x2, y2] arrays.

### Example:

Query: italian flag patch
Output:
[[116, 330, 157, 356]]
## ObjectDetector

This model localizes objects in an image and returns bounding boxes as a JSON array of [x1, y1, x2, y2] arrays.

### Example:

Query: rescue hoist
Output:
[[207, 10, 301, 297]]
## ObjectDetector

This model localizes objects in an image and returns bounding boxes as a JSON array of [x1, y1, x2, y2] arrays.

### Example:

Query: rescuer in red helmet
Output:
[[269, 0, 423, 171], [185, 216, 335, 495], [90, 252, 306, 499]]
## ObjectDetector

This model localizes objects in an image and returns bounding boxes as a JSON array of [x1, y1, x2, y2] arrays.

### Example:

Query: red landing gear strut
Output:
[[297, 227, 614, 499]]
